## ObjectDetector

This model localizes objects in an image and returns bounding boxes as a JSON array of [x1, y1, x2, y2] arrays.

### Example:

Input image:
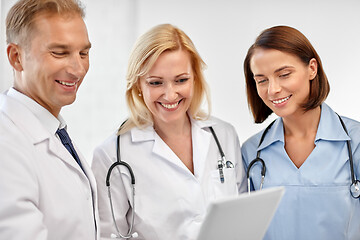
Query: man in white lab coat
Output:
[[0, 0, 99, 239]]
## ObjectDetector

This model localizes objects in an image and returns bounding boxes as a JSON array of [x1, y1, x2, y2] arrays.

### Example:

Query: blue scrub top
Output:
[[241, 103, 360, 240]]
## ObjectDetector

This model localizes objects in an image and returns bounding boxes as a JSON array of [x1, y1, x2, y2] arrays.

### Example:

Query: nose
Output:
[[67, 54, 88, 79], [268, 78, 281, 96], [164, 83, 178, 101]]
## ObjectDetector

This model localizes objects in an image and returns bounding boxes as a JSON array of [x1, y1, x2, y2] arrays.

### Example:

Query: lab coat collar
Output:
[[130, 124, 156, 142], [7, 87, 61, 136], [130, 116, 217, 143], [1, 90, 52, 144], [0, 90, 87, 176], [257, 103, 350, 151], [129, 116, 216, 178], [192, 116, 217, 129]]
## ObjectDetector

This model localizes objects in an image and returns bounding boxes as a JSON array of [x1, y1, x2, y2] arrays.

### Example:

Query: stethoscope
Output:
[[246, 114, 360, 199], [106, 125, 232, 239]]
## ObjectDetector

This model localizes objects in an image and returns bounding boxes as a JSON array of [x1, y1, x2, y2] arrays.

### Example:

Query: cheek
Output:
[[256, 85, 268, 100], [142, 88, 160, 104], [83, 60, 90, 72], [184, 81, 195, 98]]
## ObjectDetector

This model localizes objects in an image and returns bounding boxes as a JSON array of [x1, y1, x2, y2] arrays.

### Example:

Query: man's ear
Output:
[[7, 43, 24, 71]]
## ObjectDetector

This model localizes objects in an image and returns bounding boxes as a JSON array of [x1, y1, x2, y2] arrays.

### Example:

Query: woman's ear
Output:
[[7, 43, 23, 72], [309, 58, 318, 80], [136, 80, 142, 97]]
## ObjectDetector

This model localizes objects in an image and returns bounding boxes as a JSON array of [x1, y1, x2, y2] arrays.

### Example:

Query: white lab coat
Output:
[[0, 90, 100, 240], [92, 116, 247, 240]]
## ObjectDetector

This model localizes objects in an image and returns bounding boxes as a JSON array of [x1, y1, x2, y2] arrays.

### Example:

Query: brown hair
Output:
[[6, 0, 85, 46], [120, 23, 211, 134], [243, 25, 330, 123]]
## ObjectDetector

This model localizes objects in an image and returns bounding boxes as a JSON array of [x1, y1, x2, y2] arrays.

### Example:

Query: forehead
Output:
[[250, 48, 303, 74], [30, 12, 90, 48], [148, 50, 192, 74]]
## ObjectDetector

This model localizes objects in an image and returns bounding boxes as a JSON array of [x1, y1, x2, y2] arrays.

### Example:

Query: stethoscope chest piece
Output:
[[350, 180, 360, 198]]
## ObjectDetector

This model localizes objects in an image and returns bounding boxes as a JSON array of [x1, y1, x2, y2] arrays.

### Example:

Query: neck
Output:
[[13, 85, 60, 117], [154, 114, 191, 140], [282, 106, 321, 138]]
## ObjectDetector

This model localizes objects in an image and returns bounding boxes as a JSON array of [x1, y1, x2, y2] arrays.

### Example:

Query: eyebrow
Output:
[[146, 72, 190, 80], [47, 42, 92, 50], [253, 66, 294, 78], [146, 76, 162, 80], [274, 66, 294, 73]]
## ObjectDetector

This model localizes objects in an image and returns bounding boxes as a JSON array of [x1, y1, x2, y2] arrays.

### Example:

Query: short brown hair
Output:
[[243, 25, 330, 123], [6, 0, 85, 46]]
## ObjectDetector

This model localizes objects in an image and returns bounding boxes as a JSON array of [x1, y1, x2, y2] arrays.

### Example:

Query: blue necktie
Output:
[[56, 128, 83, 170]]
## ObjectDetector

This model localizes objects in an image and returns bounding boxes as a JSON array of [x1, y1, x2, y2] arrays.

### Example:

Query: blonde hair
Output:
[[120, 24, 211, 134], [6, 0, 85, 46]]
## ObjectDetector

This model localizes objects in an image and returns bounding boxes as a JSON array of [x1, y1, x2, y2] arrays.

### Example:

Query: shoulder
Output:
[[341, 116, 360, 134], [206, 116, 236, 133], [0, 112, 38, 176], [93, 131, 118, 158], [196, 116, 239, 141], [241, 125, 269, 164], [0, 110, 32, 148], [242, 129, 262, 152], [340, 116, 360, 146]]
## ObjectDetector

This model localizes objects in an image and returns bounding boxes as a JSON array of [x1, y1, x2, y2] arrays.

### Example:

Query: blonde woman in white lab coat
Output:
[[92, 24, 247, 240]]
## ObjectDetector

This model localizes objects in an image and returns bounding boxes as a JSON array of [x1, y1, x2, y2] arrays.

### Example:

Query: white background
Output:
[[1, 0, 360, 163]]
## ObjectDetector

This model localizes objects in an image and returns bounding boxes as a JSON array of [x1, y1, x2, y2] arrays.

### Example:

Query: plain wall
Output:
[[1, 0, 359, 163]]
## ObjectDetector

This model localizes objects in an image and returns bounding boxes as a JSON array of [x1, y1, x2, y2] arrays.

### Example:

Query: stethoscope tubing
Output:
[[106, 134, 136, 239], [106, 124, 230, 238], [247, 114, 359, 198]]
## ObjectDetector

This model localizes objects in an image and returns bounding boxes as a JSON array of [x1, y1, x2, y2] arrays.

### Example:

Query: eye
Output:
[[80, 51, 89, 58], [279, 72, 291, 78], [176, 78, 189, 83], [51, 51, 67, 57], [255, 78, 268, 85], [148, 80, 163, 86]]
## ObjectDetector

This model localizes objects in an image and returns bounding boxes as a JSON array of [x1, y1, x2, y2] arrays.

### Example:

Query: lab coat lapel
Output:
[[0, 92, 49, 144], [152, 132, 190, 172], [73, 145, 100, 224], [0, 92, 85, 175], [192, 119, 213, 178], [131, 125, 195, 174], [47, 137, 86, 174]]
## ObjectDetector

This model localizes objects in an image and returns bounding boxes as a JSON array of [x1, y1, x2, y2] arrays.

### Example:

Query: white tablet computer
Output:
[[196, 186, 285, 240]]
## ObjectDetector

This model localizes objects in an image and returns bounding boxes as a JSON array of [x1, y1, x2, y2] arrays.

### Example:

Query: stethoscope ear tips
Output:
[[350, 180, 360, 198]]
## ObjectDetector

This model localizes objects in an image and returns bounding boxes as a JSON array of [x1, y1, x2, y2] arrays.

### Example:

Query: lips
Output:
[[55, 80, 78, 87], [271, 95, 291, 104], [160, 99, 182, 109]]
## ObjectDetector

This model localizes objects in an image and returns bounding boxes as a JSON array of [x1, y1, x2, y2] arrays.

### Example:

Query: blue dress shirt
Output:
[[241, 103, 360, 240]]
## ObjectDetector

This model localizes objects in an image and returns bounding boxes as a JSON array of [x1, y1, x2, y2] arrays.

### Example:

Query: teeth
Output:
[[57, 80, 76, 86], [272, 96, 290, 104], [161, 102, 179, 109]]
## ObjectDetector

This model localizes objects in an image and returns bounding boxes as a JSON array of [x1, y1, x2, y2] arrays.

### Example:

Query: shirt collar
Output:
[[8, 87, 64, 135], [257, 103, 350, 151], [315, 102, 350, 142], [257, 117, 284, 151]]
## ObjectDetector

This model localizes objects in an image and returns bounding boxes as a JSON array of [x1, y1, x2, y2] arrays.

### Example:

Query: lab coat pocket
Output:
[[210, 168, 237, 198]]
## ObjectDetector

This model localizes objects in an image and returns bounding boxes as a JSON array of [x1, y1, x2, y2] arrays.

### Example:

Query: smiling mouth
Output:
[[160, 99, 182, 109], [55, 80, 77, 87], [271, 95, 291, 104]]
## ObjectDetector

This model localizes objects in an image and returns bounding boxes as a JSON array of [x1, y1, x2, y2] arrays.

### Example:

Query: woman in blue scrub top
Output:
[[241, 25, 360, 240]]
